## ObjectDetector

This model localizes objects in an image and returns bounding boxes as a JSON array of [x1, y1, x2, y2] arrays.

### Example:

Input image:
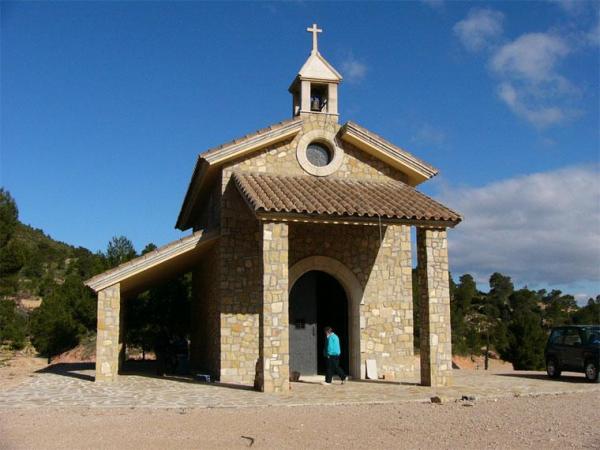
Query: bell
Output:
[[311, 97, 321, 111]]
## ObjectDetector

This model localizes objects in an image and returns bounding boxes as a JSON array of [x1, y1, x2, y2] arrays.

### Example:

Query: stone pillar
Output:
[[258, 221, 290, 393], [95, 284, 122, 382], [417, 228, 452, 387], [301, 80, 311, 113]]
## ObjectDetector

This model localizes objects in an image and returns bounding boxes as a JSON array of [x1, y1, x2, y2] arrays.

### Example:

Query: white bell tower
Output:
[[289, 24, 343, 120]]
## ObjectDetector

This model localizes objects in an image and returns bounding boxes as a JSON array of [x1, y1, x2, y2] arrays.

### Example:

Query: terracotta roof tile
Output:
[[233, 172, 461, 225]]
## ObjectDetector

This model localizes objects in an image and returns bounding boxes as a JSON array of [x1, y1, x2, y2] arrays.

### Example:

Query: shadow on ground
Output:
[[36, 363, 95, 382], [37, 360, 256, 391], [495, 372, 589, 384]]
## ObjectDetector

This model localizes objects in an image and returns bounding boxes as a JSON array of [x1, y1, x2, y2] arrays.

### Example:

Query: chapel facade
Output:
[[86, 25, 461, 393]]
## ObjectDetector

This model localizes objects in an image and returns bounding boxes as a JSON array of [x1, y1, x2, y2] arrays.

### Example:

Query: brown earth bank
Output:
[[1, 392, 598, 449], [452, 354, 513, 371]]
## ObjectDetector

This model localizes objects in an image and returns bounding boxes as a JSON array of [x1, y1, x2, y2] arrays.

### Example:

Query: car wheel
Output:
[[584, 361, 599, 383], [546, 358, 561, 378]]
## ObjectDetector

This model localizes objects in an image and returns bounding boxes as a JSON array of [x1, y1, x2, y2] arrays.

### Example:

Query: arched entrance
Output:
[[289, 271, 349, 375], [288, 256, 363, 379]]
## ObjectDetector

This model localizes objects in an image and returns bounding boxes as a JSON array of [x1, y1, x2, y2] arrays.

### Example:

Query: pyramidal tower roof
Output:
[[296, 24, 342, 82]]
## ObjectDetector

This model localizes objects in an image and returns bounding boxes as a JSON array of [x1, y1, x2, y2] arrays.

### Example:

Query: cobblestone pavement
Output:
[[0, 363, 598, 410]]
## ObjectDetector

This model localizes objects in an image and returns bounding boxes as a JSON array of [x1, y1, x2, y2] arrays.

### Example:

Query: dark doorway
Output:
[[289, 271, 349, 376]]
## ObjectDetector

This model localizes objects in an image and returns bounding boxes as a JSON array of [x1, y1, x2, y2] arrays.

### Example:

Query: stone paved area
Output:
[[1, 363, 598, 410]]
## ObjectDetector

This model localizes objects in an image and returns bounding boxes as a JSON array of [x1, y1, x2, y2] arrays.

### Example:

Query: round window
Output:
[[306, 142, 332, 167]]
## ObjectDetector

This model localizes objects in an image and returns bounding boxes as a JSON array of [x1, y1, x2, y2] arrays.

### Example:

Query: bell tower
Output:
[[289, 24, 343, 120]]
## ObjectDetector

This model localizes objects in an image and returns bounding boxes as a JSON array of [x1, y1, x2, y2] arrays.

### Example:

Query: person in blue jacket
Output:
[[322, 326, 347, 385]]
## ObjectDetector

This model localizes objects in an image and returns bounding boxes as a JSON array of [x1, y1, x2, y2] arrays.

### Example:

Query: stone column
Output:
[[95, 283, 122, 382], [417, 228, 452, 387], [258, 221, 290, 393]]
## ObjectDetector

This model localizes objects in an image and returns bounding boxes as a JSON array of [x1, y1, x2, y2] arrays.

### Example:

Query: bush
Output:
[[0, 299, 27, 349], [506, 309, 546, 370], [29, 275, 96, 357]]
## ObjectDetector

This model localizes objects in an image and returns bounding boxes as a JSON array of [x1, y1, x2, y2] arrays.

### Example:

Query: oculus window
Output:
[[306, 142, 332, 167]]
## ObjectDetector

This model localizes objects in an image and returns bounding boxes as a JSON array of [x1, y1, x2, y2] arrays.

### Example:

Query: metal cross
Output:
[[306, 23, 322, 53]]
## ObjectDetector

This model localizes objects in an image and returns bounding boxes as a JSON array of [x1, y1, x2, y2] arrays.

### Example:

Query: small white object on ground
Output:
[[366, 359, 378, 380]]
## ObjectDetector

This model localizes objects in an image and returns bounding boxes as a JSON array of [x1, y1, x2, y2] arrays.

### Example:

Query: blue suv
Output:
[[545, 325, 600, 383]]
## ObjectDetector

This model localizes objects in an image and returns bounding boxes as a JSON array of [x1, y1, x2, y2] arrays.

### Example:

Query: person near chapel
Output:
[[322, 326, 347, 385]]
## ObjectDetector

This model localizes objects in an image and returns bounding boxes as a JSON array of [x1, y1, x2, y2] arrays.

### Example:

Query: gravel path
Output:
[[1, 392, 599, 449]]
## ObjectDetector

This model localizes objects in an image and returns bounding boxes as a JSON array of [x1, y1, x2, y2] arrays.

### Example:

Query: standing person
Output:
[[322, 326, 347, 385]]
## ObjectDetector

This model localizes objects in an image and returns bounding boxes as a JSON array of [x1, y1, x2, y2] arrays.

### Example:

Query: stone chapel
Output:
[[86, 24, 461, 393]]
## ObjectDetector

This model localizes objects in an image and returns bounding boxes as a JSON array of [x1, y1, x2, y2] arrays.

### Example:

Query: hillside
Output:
[[2, 221, 105, 303]]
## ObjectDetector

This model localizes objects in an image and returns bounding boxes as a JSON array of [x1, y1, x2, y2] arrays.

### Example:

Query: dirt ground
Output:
[[0, 392, 598, 449], [1, 353, 598, 449], [0, 353, 47, 390]]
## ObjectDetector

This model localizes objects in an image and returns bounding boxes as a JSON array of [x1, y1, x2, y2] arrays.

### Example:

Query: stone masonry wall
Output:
[[417, 228, 452, 387], [218, 179, 262, 385], [228, 115, 409, 183], [190, 245, 220, 377], [258, 221, 290, 393], [95, 284, 121, 382], [214, 114, 417, 386], [289, 223, 414, 381]]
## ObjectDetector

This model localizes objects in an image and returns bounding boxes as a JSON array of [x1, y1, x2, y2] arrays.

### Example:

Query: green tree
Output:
[[572, 296, 600, 324], [0, 188, 18, 248], [541, 289, 578, 328], [487, 273, 514, 357], [125, 272, 191, 357], [0, 189, 26, 296], [141, 243, 157, 255], [0, 299, 27, 349], [29, 274, 97, 357], [454, 274, 477, 312], [506, 306, 546, 370], [106, 236, 136, 268]]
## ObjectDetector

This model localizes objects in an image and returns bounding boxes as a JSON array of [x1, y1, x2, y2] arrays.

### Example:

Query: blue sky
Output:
[[1, 1, 599, 300]]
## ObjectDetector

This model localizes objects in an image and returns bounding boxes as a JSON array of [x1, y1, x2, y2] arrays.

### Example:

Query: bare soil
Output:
[[0, 352, 46, 391], [452, 354, 513, 371], [2, 354, 597, 449], [1, 392, 598, 449]]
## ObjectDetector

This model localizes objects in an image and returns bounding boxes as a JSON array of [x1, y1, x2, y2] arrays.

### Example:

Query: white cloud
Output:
[[340, 54, 368, 83], [497, 82, 568, 127], [439, 165, 600, 289], [491, 33, 570, 82], [453, 8, 504, 52], [489, 32, 578, 128], [411, 123, 446, 146], [453, 8, 591, 128]]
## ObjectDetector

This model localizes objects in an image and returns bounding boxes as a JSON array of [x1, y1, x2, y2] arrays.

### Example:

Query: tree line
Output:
[[445, 273, 599, 369], [0, 188, 189, 357]]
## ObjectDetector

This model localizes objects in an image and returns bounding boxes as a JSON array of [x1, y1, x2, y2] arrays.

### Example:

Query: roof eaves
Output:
[[176, 117, 303, 230], [84, 229, 219, 293], [340, 121, 438, 183], [202, 118, 303, 164]]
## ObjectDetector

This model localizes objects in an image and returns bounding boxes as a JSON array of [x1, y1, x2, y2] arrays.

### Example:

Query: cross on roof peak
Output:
[[306, 23, 322, 53]]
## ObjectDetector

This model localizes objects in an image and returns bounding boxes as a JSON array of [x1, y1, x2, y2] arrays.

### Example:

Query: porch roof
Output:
[[233, 172, 462, 227], [84, 229, 219, 295]]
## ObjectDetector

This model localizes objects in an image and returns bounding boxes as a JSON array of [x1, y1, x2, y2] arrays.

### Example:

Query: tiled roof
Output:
[[233, 172, 461, 225]]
